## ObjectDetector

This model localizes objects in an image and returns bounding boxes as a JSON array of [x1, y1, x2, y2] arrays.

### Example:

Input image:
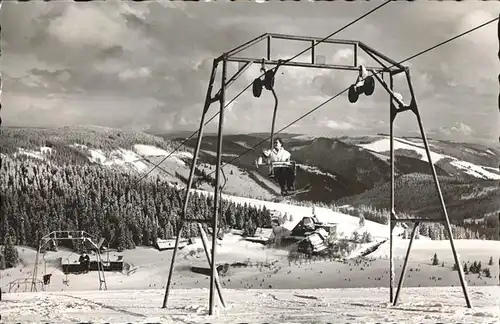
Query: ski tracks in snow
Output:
[[2, 287, 498, 323]]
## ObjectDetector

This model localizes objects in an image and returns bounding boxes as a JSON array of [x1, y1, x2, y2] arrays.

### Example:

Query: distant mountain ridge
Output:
[[2, 125, 499, 239]]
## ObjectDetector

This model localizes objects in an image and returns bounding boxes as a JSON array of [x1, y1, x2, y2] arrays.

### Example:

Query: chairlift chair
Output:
[[252, 61, 307, 196], [256, 152, 298, 196]]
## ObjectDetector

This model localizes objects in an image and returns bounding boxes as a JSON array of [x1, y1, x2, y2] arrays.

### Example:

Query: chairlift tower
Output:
[[31, 230, 108, 292], [162, 33, 472, 315]]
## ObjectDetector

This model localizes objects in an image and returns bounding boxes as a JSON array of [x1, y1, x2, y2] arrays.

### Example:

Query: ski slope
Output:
[[191, 188, 405, 239], [3, 286, 498, 323], [371, 238, 500, 260]]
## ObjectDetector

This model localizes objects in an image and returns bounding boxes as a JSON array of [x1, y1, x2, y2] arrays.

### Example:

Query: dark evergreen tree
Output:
[[472, 261, 479, 274], [0, 251, 6, 270], [358, 215, 365, 227], [3, 236, 20, 269], [431, 253, 439, 266]]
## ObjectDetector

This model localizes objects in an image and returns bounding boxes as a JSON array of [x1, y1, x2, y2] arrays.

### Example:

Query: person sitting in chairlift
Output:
[[43, 274, 52, 285], [79, 252, 90, 273], [255, 138, 295, 195]]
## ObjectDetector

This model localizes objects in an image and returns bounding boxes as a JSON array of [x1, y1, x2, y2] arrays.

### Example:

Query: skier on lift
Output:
[[255, 137, 295, 195]]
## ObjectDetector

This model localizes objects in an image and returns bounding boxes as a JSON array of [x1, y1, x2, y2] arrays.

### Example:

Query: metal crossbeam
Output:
[[226, 57, 389, 73]]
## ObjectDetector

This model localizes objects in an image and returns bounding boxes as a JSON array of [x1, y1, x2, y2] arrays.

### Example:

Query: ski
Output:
[[272, 184, 312, 202], [285, 184, 312, 196]]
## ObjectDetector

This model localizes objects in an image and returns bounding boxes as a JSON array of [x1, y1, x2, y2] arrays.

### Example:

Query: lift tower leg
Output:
[[162, 59, 226, 314]]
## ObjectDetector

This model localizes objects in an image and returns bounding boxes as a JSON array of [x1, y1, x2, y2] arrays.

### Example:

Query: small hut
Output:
[[245, 227, 274, 244], [154, 238, 193, 251]]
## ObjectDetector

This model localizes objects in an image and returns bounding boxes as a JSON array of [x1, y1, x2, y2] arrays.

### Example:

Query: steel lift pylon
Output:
[[162, 33, 472, 315]]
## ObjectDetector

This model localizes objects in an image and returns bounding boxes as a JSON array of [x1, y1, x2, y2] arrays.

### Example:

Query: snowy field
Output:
[[3, 235, 499, 294], [2, 216, 499, 324], [2, 286, 499, 323]]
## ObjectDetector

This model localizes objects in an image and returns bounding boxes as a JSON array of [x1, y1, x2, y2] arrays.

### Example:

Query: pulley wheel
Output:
[[363, 76, 375, 96], [348, 84, 359, 103], [263, 70, 275, 90], [252, 78, 263, 98]]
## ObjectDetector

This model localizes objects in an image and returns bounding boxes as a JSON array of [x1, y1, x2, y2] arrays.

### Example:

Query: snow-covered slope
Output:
[[190, 188, 405, 241], [14, 147, 53, 160], [370, 238, 500, 260], [134, 144, 192, 166], [358, 137, 447, 163], [448, 160, 500, 180], [357, 136, 500, 180], [3, 286, 498, 323], [14, 143, 195, 172], [10, 143, 282, 200], [292, 134, 316, 141], [297, 164, 337, 180]]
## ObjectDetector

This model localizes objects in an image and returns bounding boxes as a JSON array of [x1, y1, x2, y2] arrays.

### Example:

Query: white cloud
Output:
[[2, 1, 498, 144], [47, 6, 125, 48], [439, 122, 475, 137], [318, 119, 355, 131], [225, 100, 237, 114], [118, 67, 152, 81], [332, 48, 367, 67]]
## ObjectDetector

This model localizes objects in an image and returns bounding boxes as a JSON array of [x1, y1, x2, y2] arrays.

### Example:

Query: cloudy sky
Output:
[[2, 1, 499, 144]]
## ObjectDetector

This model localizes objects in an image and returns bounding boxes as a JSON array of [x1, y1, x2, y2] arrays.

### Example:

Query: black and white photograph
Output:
[[1, 1, 499, 323]]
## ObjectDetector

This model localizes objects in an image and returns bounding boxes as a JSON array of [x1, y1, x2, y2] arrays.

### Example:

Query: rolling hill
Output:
[[1, 126, 499, 240], [2, 126, 500, 324], [172, 132, 499, 218], [336, 173, 500, 224]]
